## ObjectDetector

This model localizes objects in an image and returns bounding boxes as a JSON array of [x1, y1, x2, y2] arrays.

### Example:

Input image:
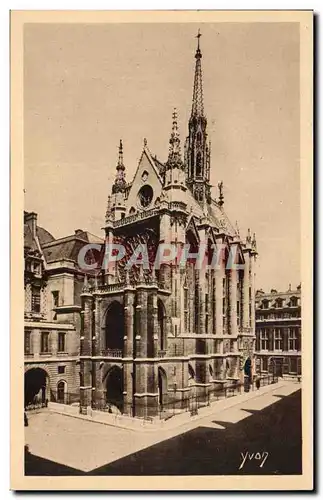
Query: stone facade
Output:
[[79, 37, 258, 418], [255, 285, 302, 379], [24, 211, 103, 406]]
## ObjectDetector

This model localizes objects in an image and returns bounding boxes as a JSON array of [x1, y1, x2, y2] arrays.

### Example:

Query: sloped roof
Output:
[[152, 155, 166, 173], [177, 186, 236, 237], [36, 226, 55, 245], [42, 231, 104, 264]]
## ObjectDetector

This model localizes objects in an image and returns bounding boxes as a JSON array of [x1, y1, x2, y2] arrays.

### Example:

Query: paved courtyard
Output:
[[25, 380, 301, 476]]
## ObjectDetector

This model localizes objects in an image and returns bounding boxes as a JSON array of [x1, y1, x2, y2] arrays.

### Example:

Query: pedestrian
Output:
[[255, 376, 260, 390], [24, 412, 28, 427]]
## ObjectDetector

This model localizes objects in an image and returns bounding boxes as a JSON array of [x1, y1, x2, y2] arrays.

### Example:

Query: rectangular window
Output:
[[262, 357, 268, 371], [205, 315, 208, 334], [260, 329, 269, 351], [24, 330, 31, 354], [274, 328, 283, 351], [41, 332, 50, 353], [31, 286, 41, 313], [58, 332, 66, 352], [288, 328, 297, 351], [58, 365, 65, 374]]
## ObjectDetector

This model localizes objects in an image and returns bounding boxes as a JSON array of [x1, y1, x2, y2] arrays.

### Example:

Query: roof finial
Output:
[[166, 108, 184, 171], [246, 228, 252, 245], [117, 139, 124, 170], [235, 220, 240, 237], [218, 181, 224, 207], [144, 137, 147, 147], [82, 273, 89, 293]]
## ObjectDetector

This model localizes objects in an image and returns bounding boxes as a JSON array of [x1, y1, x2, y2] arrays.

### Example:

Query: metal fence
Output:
[[28, 374, 278, 420]]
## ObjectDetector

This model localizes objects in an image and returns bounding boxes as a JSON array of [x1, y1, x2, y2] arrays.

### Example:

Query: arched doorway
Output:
[[57, 380, 67, 404], [157, 299, 166, 351], [24, 368, 49, 407], [105, 366, 123, 413], [158, 367, 167, 408], [105, 301, 124, 354]]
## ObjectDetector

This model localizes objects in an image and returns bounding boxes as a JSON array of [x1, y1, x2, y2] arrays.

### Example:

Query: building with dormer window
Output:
[[255, 284, 302, 378], [24, 211, 103, 407]]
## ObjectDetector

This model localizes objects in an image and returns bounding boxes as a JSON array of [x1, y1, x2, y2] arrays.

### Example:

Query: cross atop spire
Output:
[[196, 29, 202, 55], [191, 29, 204, 117]]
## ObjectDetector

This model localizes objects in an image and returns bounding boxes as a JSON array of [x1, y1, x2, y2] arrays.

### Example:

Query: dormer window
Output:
[[276, 298, 283, 308]]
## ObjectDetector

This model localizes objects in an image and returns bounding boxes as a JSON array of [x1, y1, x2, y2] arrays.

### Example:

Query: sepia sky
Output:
[[24, 22, 300, 291]]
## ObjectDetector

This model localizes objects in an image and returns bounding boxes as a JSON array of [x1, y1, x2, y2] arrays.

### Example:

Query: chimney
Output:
[[24, 211, 37, 238]]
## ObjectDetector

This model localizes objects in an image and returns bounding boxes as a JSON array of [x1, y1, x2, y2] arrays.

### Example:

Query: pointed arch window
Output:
[[196, 152, 202, 177]]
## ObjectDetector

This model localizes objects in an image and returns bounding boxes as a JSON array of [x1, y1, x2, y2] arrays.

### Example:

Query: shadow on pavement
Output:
[[89, 390, 302, 476], [24, 446, 84, 476], [24, 390, 302, 477]]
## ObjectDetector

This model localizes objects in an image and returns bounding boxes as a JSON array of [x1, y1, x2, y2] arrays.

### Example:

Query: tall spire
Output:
[[112, 140, 126, 194], [191, 30, 204, 118], [185, 31, 211, 205]]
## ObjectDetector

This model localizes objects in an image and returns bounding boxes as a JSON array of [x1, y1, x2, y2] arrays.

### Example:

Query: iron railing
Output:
[[101, 348, 123, 358]]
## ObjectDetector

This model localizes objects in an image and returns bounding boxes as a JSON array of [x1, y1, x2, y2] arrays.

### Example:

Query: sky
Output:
[[24, 22, 300, 292]]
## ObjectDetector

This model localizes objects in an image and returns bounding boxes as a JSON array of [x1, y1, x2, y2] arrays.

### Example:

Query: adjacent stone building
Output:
[[255, 285, 302, 379], [24, 210, 103, 406], [79, 36, 258, 418]]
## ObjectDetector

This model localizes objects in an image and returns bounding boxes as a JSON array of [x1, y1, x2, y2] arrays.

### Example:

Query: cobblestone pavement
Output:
[[25, 380, 301, 474]]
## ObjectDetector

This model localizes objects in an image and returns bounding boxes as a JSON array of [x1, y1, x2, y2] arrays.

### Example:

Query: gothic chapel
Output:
[[80, 34, 258, 417]]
